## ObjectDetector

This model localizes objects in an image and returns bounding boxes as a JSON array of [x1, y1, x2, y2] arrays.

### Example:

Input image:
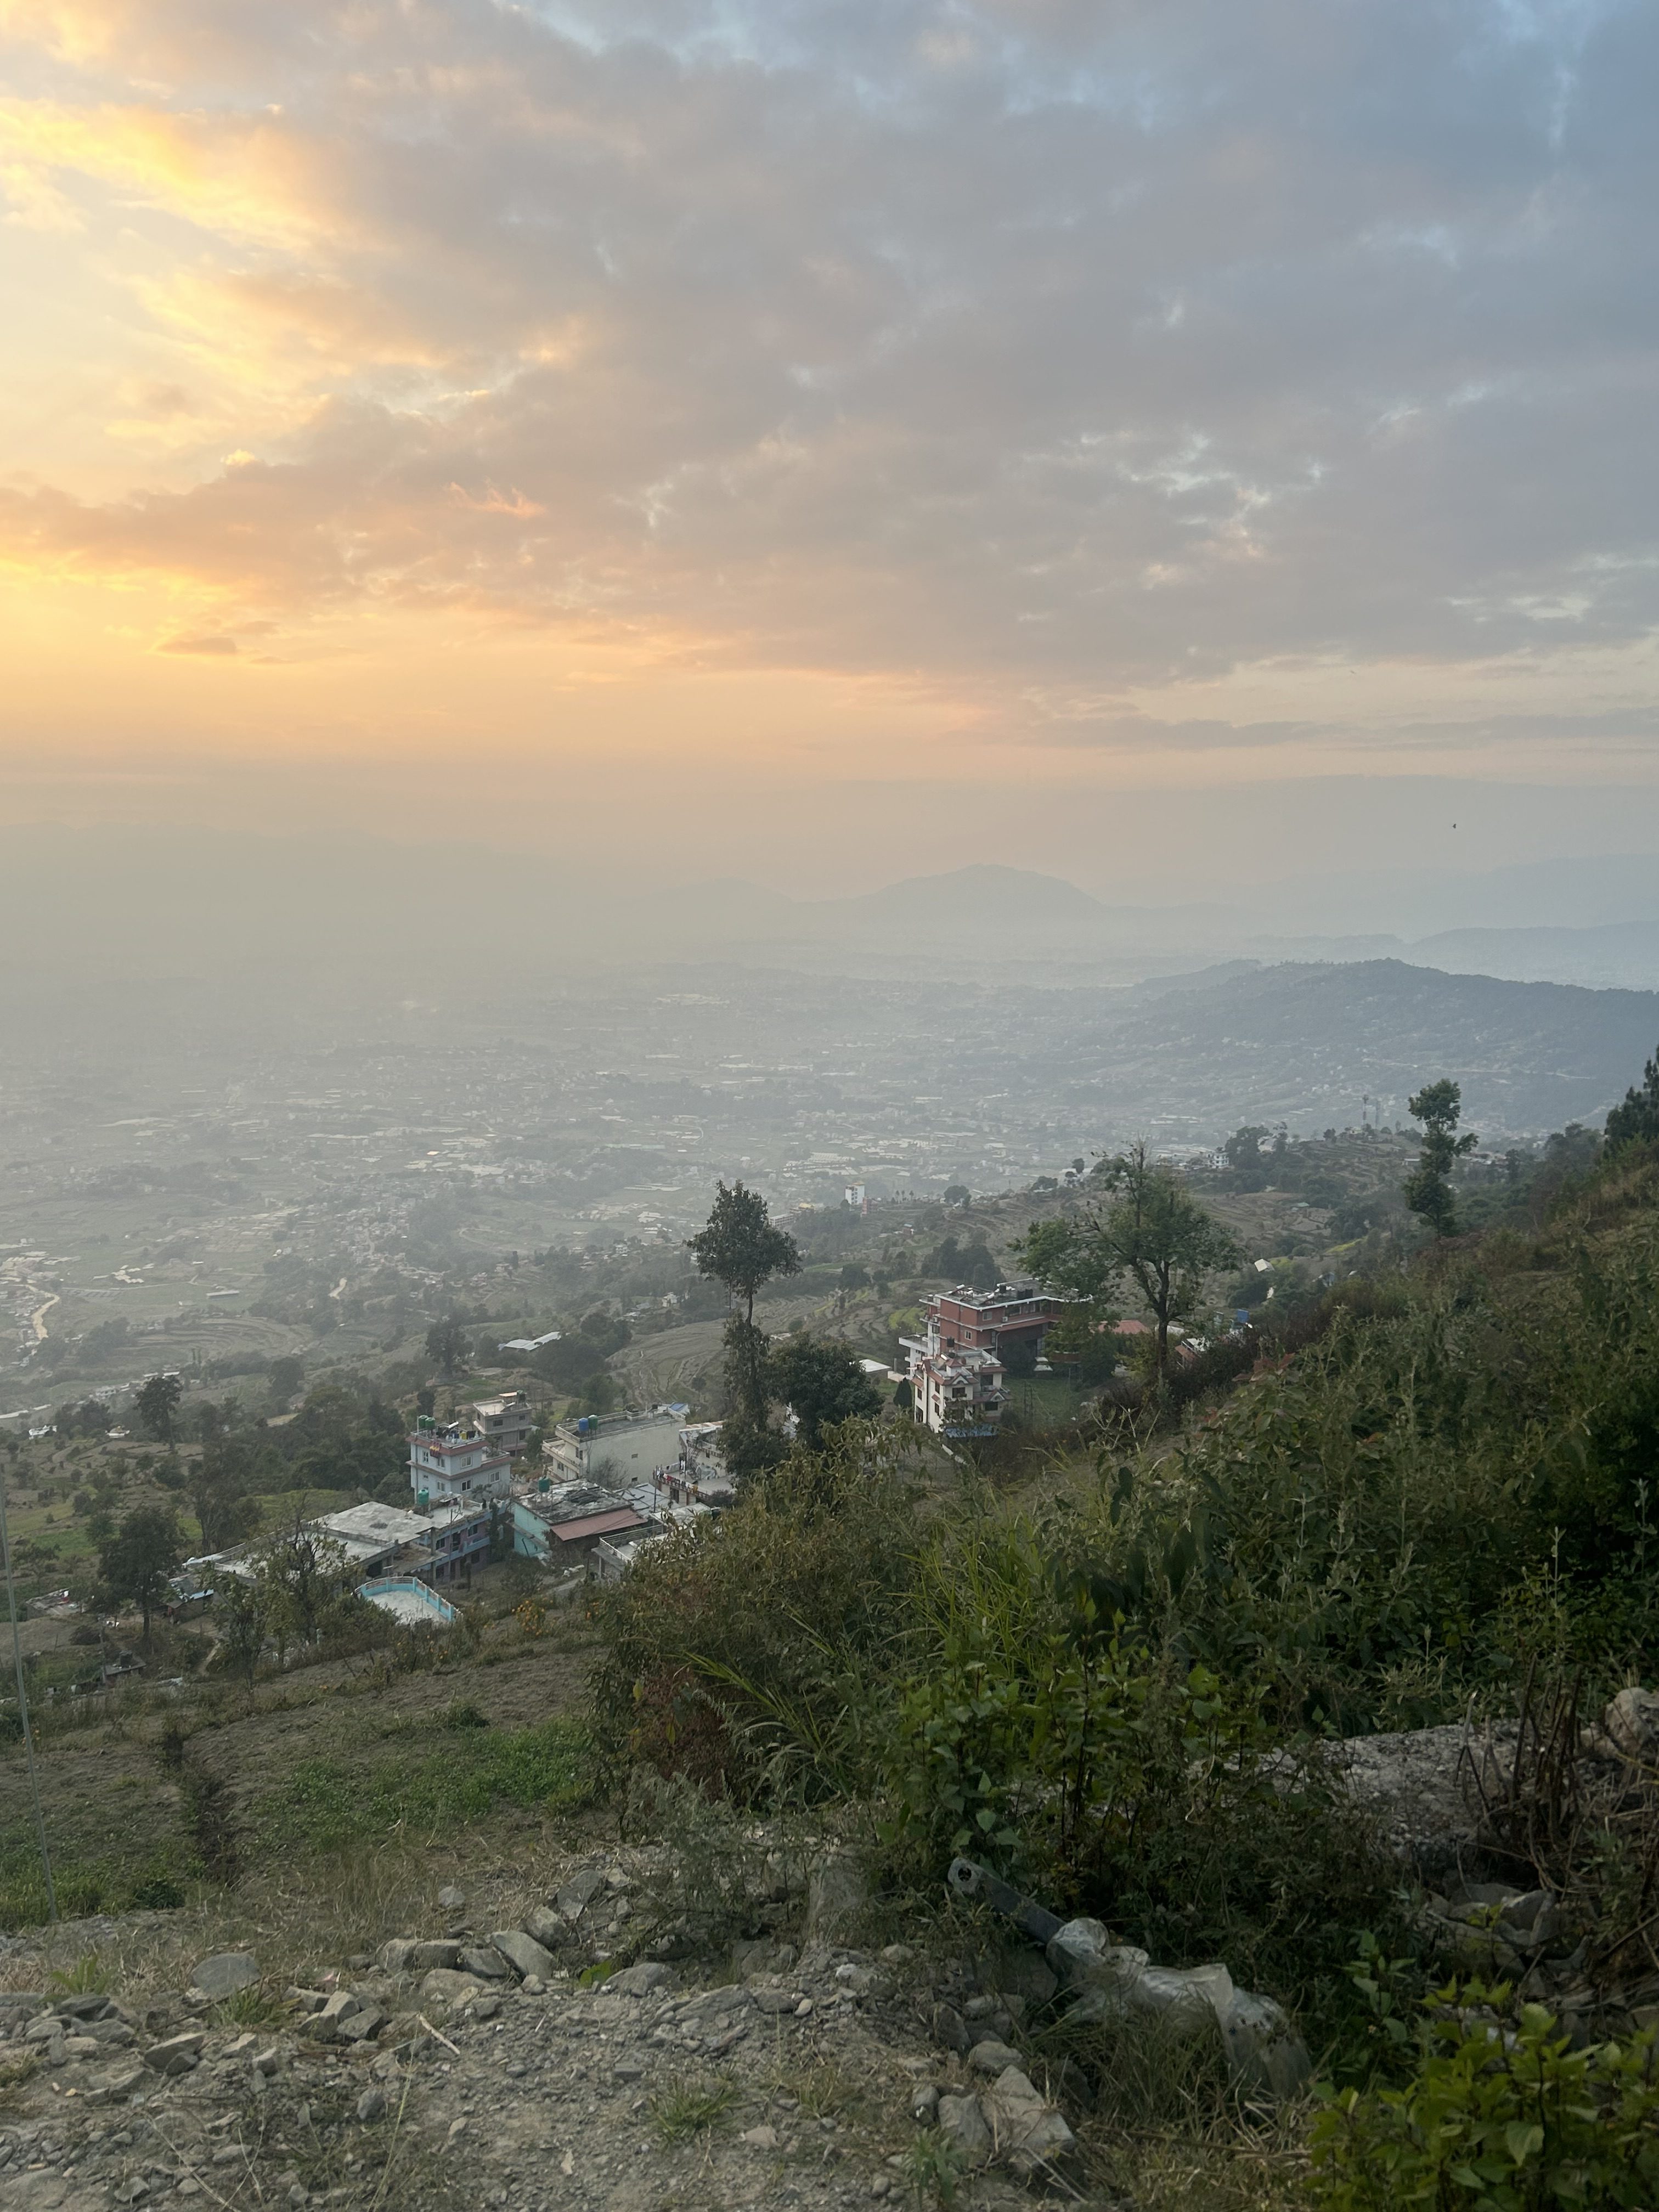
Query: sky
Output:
[[1, 0, 1656, 897]]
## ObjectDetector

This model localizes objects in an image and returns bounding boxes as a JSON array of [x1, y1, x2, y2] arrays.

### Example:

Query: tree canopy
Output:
[[1606, 1041, 1659, 1152], [687, 1180, 801, 1323], [135, 1373, 182, 1444], [100, 1506, 182, 1644], [770, 1334, 883, 1449], [1018, 1142, 1238, 1375], [1403, 1078, 1477, 1237]]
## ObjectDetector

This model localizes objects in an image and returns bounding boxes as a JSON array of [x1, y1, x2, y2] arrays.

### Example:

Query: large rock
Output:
[[1326, 1721, 1516, 1878], [966, 2039, 1021, 2075], [980, 2067, 1076, 2180], [191, 1953, 258, 2000], [1217, 1991, 1313, 2101], [805, 1850, 867, 1943], [143, 2031, 206, 2075], [382, 1938, 462, 1973], [557, 1866, 605, 1922], [489, 1929, 556, 1983], [1604, 1687, 1659, 1763], [459, 1945, 511, 1981], [607, 1961, 672, 1997], [935, 2094, 992, 2165], [523, 1906, 566, 1950]]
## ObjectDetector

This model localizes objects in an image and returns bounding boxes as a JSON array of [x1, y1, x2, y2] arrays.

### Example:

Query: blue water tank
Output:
[[577, 1417, 591, 1435]]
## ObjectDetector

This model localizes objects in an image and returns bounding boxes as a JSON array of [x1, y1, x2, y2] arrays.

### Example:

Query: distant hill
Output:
[[1066, 960, 1659, 1137], [1406, 921, 1659, 991]]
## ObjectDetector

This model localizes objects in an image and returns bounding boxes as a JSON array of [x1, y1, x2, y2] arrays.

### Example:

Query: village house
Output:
[[900, 1279, 1065, 1437], [465, 1389, 537, 1457], [409, 1413, 512, 1506]]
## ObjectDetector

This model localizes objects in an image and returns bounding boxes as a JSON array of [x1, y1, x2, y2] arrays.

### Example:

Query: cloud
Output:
[[0, 0, 1654, 757], [157, 630, 235, 654]]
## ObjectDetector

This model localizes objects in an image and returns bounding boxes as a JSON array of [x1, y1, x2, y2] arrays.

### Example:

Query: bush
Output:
[[1311, 1985, 1659, 2210]]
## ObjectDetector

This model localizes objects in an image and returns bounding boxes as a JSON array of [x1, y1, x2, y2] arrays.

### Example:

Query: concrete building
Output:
[[409, 1414, 512, 1507], [466, 1390, 536, 1458], [511, 1494, 654, 1570], [917, 1282, 1066, 1362], [899, 1279, 1064, 1438], [905, 1340, 1007, 1438], [313, 1498, 495, 1585]]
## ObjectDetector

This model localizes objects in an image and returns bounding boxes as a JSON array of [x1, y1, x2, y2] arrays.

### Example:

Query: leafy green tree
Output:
[[425, 1316, 469, 1374], [769, 1334, 882, 1449], [261, 1518, 346, 1649], [943, 1184, 971, 1206], [1403, 1080, 1477, 1237], [213, 1573, 267, 1706], [687, 1181, 801, 1323], [135, 1373, 183, 1444], [100, 1506, 183, 1645], [1605, 1040, 1659, 1151], [267, 1355, 304, 1403], [187, 1435, 261, 1554], [1018, 1142, 1238, 1377]]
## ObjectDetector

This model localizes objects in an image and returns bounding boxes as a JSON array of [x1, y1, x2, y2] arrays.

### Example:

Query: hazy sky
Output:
[[2, 0, 1656, 890]]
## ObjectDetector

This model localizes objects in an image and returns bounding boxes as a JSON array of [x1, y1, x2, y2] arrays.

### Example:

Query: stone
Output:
[[1327, 1720, 1517, 1880], [557, 1866, 605, 1922], [1217, 1991, 1312, 2101], [407, 1941, 463, 1972], [607, 1962, 672, 1997], [980, 2066, 1075, 2179], [86, 2060, 145, 2104], [437, 1885, 466, 1910], [489, 1930, 556, 1983], [523, 1906, 565, 1949], [910, 2085, 939, 2124], [931, 2004, 970, 2052], [56, 1993, 111, 2020], [805, 1850, 867, 1943], [966, 2039, 1020, 2074], [987, 1953, 1058, 2008], [420, 1969, 483, 2008], [741, 2125, 779, 2151], [82, 2019, 136, 2047], [357, 2087, 387, 2124], [1604, 1687, 1659, 1763], [23, 2015, 66, 2044], [335, 2004, 386, 2044], [253, 2046, 281, 2075], [191, 1953, 258, 2000], [143, 2031, 207, 2075], [935, 2094, 991, 2165], [459, 1946, 510, 1981], [467, 1992, 503, 2021]]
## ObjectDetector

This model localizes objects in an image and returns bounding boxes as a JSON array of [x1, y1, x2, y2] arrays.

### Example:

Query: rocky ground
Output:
[[0, 1846, 1088, 2212]]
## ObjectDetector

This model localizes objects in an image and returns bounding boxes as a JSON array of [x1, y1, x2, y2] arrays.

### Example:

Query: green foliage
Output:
[[1019, 1141, 1238, 1374], [687, 1178, 802, 1322], [647, 2072, 737, 2142], [1605, 1039, 1659, 1152], [135, 1373, 182, 1444], [1310, 1988, 1659, 2210], [99, 1505, 182, 1641], [1404, 1079, 1478, 1237], [769, 1333, 882, 1448], [252, 1715, 589, 1853]]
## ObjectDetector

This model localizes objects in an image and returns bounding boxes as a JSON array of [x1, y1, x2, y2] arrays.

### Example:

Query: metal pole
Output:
[[0, 1453, 57, 1921]]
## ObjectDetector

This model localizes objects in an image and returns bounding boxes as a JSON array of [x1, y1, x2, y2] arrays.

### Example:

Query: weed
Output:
[[48, 1950, 111, 1995], [648, 2072, 738, 2143], [901, 2127, 965, 2210], [213, 1980, 285, 2028], [439, 1698, 488, 1731]]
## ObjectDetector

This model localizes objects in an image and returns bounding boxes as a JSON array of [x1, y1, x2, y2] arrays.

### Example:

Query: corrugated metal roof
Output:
[[546, 1506, 648, 1542]]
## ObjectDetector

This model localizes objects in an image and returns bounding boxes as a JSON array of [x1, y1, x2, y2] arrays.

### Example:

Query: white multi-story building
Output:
[[901, 1335, 1007, 1437], [409, 1415, 512, 1506], [466, 1390, 536, 1458]]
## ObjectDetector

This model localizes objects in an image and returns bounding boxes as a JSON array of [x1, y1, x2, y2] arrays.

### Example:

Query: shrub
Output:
[[1310, 1985, 1659, 2210]]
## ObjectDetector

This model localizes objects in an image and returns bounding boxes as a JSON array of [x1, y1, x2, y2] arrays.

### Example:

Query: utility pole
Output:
[[0, 1453, 57, 1920]]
